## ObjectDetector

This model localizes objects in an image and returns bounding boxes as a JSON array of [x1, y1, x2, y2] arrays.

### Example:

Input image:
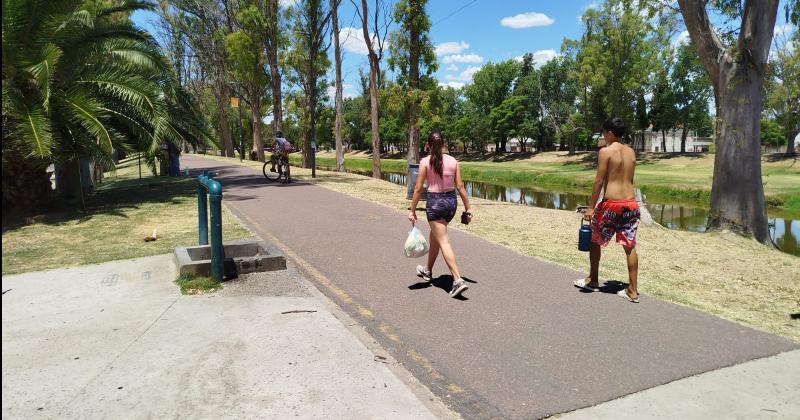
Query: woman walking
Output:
[[408, 132, 473, 298]]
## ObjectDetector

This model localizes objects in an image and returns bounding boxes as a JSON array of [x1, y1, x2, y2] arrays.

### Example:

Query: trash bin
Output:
[[406, 163, 427, 200]]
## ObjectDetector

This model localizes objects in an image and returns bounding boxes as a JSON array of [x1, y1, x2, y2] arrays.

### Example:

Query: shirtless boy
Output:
[[574, 118, 641, 303]]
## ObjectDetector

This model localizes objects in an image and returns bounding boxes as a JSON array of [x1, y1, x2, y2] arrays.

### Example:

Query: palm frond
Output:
[[14, 101, 54, 158], [98, 1, 155, 18], [62, 90, 113, 154], [27, 43, 63, 112], [78, 71, 157, 112]]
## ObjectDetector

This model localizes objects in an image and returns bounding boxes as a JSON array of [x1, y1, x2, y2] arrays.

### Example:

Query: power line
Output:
[[432, 0, 479, 27]]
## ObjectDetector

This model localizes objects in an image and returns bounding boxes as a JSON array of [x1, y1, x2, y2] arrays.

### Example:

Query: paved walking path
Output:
[[184, 155, 797, 419]]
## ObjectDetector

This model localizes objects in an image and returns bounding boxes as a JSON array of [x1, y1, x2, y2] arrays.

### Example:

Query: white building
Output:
[[643, 129, 712, 153], [485, 138, 533, 153]]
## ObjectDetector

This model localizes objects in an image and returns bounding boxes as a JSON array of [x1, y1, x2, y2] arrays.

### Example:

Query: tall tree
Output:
[[331, 0, 345, 171], [465, 60, 520, 152], [669, 42, 713, 153], [288, 0, 332, 169], [225, 0, 270, 161], [571, 0, 667, 147], [538, 55, 581, 154], [265, 0, 286, 137], [172, 0, 236, 157], [677, 0, 780, 242], [388, 0, 437, 164], [766, 28, 799, 157], [354, 0, 391, 178]]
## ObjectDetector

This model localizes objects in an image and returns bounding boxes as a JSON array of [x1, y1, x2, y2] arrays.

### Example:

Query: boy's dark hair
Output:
[[602, 118, 626, 138]]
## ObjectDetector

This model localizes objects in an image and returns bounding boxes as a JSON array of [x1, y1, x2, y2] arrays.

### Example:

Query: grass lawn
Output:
[[1, 157, 251, 276], [200, 153, 800, 343], [302, 151, 800, 212]]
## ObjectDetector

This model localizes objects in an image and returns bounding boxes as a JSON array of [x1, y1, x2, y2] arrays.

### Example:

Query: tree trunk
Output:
[[360, 0, 381, 179], [661, 130, 666, 153], [679, 0, 777, 243], [214, 83, 235, 157], [269, 63, 283, 135], [680, 126, 688, 153], [708, 65, 770, 242], [787, 126, 797, 156], [266, 0, 283, 136], [251, 103, 264, 162], [406, 13, 421, 165], [368, 61, 381, 178], [332, 0, 345, 172], [1, 151, 52, 215]]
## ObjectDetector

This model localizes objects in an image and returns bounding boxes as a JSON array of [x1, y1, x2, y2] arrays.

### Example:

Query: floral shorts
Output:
[[426, 191, 457, 223], [591, 199, 641, 248]]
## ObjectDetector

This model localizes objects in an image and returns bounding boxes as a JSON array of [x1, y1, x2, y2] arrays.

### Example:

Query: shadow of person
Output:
[[576, 279, 628, 294], [408, 274, 469, 300]]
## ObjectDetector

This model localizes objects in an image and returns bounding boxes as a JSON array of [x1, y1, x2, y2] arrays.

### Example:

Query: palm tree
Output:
[[2, 0, 209, 212]]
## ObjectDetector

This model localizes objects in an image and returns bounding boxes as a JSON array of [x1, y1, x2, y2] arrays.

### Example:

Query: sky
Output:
[[133, 0, 796, 101]]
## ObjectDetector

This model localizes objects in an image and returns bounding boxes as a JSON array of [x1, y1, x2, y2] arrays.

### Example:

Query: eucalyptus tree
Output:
[[766, 29, 799, 157], [331, 0, 345, 171], [676, 0, 783, 242], [170, 0, 236, 157], [465, 60, 520, 152], [353, 0, 391, 178], [287, 0, 332, 169], [669, 42, 712, 153], [265, 0, 287, 136], [2, 0, 207, 211], [225, 0, 270, 161], [388, 0, 437, 164]]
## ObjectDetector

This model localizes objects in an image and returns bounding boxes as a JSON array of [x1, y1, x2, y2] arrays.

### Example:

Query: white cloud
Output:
[[279, 0, 298, 8], [774, 23, 796, 37], [673, 30, 690, 45], [500, 12, 554, 29], [445, 66, 482, 82], [326, 83, 357, 100], [442, 53, 483, 64], [337, 27, 374, 55], [435, 41, 470, 56], [440, 81, 465, 89], [446, 64, 459, 71], [515, 49, 557, 67]]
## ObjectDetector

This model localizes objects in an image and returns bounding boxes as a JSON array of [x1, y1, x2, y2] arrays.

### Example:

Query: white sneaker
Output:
[[449, 278, 468, 298], [416, 265, 432, 281]]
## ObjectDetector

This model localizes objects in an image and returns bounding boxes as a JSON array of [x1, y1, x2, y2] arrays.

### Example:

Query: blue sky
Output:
[[133, 0, 796, 100]]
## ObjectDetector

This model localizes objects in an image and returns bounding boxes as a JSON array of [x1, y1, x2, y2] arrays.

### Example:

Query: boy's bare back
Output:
[[600, 142, 636, 201]]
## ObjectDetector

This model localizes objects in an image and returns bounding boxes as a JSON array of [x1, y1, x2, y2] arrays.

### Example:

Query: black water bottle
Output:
[[578, 220, 592, 252]]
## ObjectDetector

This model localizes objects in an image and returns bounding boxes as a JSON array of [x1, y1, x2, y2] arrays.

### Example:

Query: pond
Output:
[[328, 167, 799, 257]]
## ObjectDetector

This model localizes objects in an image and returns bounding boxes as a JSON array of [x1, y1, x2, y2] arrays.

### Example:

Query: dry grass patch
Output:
[[2, 157, 251, 276]]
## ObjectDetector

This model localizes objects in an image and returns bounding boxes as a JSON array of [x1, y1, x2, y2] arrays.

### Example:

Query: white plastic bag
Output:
[[404, 226, 429, 258]]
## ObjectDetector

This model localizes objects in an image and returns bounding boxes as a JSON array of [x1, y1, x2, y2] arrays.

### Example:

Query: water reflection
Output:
[[325, 167, 799, 256]]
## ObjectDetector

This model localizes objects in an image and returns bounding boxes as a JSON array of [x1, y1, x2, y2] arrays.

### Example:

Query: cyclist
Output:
[[270, 130, 293, 173]]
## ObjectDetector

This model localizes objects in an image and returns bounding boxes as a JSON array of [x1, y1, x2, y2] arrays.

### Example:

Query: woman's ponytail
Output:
[[428, 131, 444, 177]]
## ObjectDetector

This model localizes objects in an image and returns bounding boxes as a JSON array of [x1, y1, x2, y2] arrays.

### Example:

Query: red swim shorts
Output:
[[591, 199, 641, 248]]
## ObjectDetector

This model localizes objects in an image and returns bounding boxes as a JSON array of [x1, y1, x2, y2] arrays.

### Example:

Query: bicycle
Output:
[[263, 152, 291, 183]]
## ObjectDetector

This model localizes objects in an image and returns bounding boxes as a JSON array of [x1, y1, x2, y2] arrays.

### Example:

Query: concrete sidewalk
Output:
[[182, 155, 797, 419], [1, 255, 453, 419], [556, 350, 800, 419]]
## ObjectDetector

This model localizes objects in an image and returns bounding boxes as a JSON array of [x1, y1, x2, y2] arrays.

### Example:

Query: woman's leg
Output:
[[429, 220, 461, 279], [426, 226, 440, 272]]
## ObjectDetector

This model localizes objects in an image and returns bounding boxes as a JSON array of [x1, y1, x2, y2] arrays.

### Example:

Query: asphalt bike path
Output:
[[184, 155, 796, 419]]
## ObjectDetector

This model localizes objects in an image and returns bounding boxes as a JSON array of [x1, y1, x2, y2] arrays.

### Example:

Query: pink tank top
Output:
[[421, 154, 457, 192]]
